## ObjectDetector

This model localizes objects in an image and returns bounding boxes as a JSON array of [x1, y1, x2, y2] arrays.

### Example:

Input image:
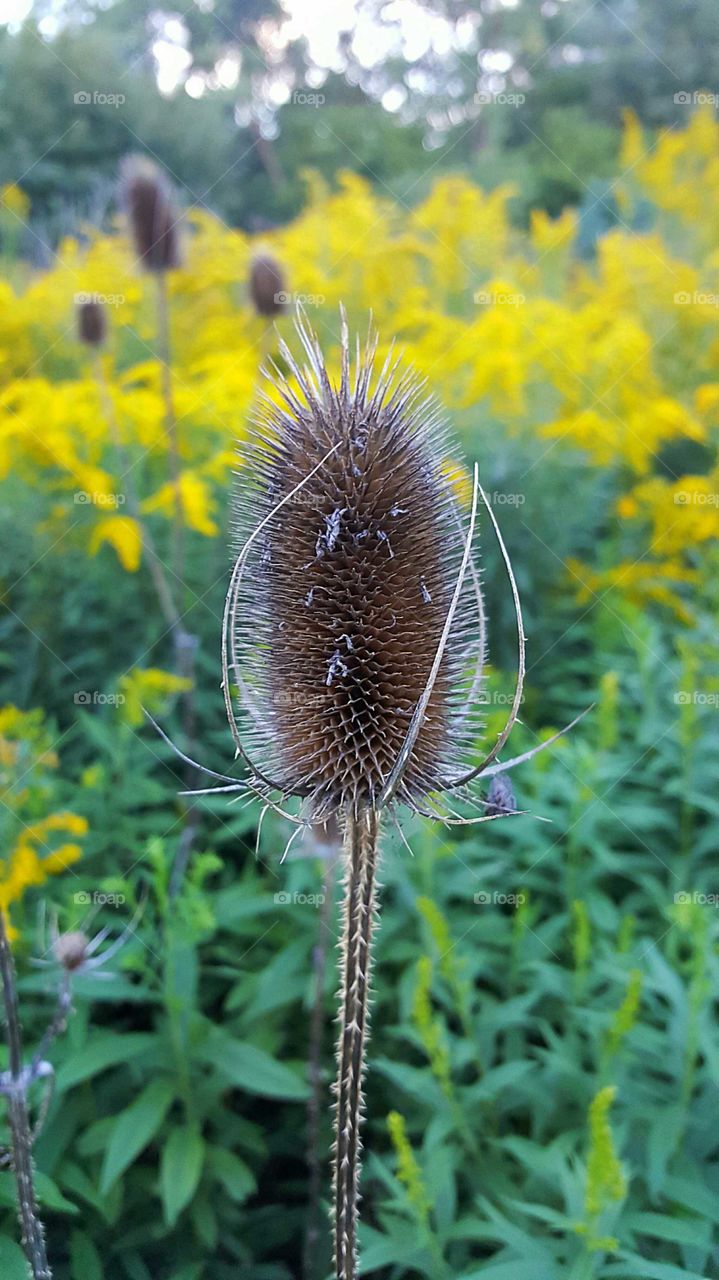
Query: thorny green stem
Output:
[[304, 835, 339, 1280], [333, 808, 380, 1280], [0, 911, 52, 1280]]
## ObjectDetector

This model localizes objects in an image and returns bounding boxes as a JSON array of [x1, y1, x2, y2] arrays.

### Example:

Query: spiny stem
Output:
[[333, 808, 380, 1280], [0, 911, 52, 1280], [304, 828, 339, 1280]]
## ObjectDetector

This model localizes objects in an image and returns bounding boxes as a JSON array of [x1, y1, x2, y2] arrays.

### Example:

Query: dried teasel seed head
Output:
[[53, 930, 89, 972], [249, 252, 288, 317], [119, 154, 182, 273], [229, 312, 484, 821], [76, 298, 107, 348]]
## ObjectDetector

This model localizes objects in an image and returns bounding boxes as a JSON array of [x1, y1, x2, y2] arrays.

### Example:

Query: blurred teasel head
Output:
[[76, 297, 107, 348], [53, 930, 89, 972], [249, 251, 288, 317], [119, 154, 182, 273]]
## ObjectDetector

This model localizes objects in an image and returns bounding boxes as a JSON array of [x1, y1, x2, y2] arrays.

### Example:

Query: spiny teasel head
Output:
[[227, 310, 487, 824], [249, 252, 287, 317], [119, 155, 182, 273], [53, 930, 89, 972], [76, 298, 107, 348]]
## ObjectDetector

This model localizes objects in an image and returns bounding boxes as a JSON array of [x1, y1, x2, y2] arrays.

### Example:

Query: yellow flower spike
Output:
[[89, 515, 143, 572], [118, 667, 193, 728]]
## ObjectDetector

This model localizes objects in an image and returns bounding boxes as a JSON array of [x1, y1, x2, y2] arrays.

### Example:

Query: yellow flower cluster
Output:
[[0, 707, 87, 936], [1, 110, 718, 619]]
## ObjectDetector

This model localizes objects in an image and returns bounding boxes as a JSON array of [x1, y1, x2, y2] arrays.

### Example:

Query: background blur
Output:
[[1, 2, 719, 1278]]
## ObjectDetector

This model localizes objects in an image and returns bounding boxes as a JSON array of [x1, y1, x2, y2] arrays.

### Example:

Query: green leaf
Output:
[[70, 1229, 104, 1280], [100, 1078, 175, 1194], [0, 1237, 30, 1280], [160, 1125, 205, 1226], [206, 1147, 256, 1203], [625, 1211, 711, 1247], [198, 1032, 309, 1100], [57, 1033, 154, 1091]]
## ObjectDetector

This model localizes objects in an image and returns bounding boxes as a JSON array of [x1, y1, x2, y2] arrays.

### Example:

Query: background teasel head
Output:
[[119, 154, 182, 273], [249, 252, 288, 317], [224, 310, 530, 828], [76, 297, 107, 348]]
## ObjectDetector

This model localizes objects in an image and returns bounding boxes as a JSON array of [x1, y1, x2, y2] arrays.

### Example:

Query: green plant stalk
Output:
[[92, 351, 181, 634], [0, 910, 52, 1280], [155, 271, 185, 587], [333, 808, 380, 1280]]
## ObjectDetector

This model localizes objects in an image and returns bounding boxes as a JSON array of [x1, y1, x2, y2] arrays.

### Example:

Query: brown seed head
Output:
[[76, 298, 107, 347], [230, 314, 481, 821], [249, 252, 287, 317], [53, 930, 89, 972], [119, 155, 182, 273]]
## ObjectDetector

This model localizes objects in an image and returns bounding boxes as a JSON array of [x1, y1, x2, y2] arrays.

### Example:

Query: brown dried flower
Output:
[[249, 252, 288, 317], [76, 298, 107, 348], [119, 155, 182, 273]]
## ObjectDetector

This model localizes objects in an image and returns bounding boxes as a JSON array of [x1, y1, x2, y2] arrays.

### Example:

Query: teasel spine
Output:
[[333, 807, 380, 1280]]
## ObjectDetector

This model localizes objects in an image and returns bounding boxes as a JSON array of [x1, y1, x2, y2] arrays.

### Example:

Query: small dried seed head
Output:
[[249, 253, 287, 317], [231, 313, 483, 821], [119, 155, 182, 273], [53, 930, 89, 972], [76, 299, 107, 348]]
